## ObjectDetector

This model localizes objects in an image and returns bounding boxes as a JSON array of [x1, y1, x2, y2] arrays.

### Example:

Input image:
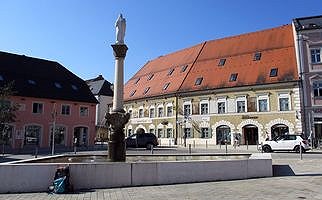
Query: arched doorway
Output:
[[216, 125, 231, 144], [50, 126, 66, 147], [0, 124, 14, 147], [74, 126, 88, 147], [243, 125, 258, 145], [24, 125, 42, 146], [271, 124, 289, 139]]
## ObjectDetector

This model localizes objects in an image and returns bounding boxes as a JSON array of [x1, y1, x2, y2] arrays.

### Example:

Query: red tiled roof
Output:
[[124, 24, 298, 101], [180, 25, 298, 92], [124, 43, 205, 101]]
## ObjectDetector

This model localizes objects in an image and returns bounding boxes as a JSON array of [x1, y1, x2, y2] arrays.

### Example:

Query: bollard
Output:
[[74, 145, 77, 154], [246, 140, 249, 150], [219, 142, 222, 149], [206, 140, 208, 149], [169, 139, 171, 147], [35, 146, 38, 158], [189, 144, 192, 154], [318, 140, 321, 150], [225, 141, 228, 154], [193, 140, 195, 148], [300, 141, 302, 160], [256, 141, 258, 151], [261, 142, 263, 153], [151, 146, 154, 154]]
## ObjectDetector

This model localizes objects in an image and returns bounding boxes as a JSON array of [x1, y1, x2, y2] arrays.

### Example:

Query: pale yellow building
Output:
[[124, 24, 302, 146]]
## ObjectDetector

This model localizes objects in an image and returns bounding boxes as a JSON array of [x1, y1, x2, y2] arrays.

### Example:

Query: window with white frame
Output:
[[61, 104, 70, 115], [149, 107, 155, 118], [32, 102, 43, 114], [313, 81, 322, 97], [157, 129, 163, 138], [138, 108, 144, 118], [257, 95, 269, 112], [278, 93, 290, 111], [311, 48, 321, 63], [184, 128, 192, 138], [201, 128, 211, 138], [166, 128, 172, 138], [167, 106, 173, 117], [128, 109, 133, 118], [158, 106, 164, 117], [183, 101, 192, 117], [236, 96, 246, 113], [80, 106, 89, 116], [127, 129, 132, 136], [200, 101, 209, 115]]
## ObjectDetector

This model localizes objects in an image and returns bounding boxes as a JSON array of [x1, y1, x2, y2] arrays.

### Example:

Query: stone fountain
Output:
[[105, 14, 130, 162]]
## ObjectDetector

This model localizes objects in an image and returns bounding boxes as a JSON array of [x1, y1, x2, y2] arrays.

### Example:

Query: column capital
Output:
[[111, 44, 128, 58]]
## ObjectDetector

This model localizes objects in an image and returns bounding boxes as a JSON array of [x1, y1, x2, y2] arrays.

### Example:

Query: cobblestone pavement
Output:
[[0, 157, 322, 200], [0, 146, 322, 200]]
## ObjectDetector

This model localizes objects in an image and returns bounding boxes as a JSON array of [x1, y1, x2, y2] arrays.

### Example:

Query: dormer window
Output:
[[168, 68, 175, 76], [229, 73, 238, 82], [143, 87, 150, 95], [218, 58, 226, 66], [130, 90, 136, 97], [134, 78, 140, 84], [54, 82, 62, 88], [253, 52, 261, 61], [163, 82, 170, 90], [28, 80, 36, 85], [71, 84, 78, 91], [147, 74, 154, 81], [270, 68, 278, 77], [195, 77, 203, 86], [181, 65, 188, 72]]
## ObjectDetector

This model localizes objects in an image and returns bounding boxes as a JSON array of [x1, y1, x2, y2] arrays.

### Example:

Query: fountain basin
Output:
[[0, 153, 272, 193]]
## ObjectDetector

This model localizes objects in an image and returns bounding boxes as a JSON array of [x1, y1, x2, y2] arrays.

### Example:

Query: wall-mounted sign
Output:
[[241, 115, 258, 119]]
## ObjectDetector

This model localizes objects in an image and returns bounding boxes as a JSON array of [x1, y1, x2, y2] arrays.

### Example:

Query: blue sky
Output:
[[1, 0, 322, 83]]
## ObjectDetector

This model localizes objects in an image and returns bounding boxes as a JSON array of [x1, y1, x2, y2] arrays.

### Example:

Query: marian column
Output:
[[105, 14, 130, 162]]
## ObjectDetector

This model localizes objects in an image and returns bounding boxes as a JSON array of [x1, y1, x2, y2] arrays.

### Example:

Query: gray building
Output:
[[293, 15, 322, 147]]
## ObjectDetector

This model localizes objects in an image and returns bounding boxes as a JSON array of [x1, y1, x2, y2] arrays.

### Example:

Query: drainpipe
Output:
[[296, 32, 309, 138], [175, 95, 178, 145]]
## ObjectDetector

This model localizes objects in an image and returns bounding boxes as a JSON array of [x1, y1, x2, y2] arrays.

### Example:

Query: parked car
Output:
[[261, 134, 310, 153], [125, 133, 158, 149]]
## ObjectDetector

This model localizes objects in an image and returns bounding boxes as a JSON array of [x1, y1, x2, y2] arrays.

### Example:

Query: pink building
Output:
[[0, 51, 98, 150]]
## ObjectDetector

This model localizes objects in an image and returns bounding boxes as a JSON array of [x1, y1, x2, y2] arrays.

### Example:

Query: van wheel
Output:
[[262, 145, 271, 153], [294, 145, 305, 153], [146, 143, 153, 150]]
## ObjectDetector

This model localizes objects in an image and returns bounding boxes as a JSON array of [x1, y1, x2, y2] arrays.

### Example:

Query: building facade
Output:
[[86, 75, 113, 141], [124, 24, 302, 146], [293, 15, 322, 147], [0, 51, 98, 150]]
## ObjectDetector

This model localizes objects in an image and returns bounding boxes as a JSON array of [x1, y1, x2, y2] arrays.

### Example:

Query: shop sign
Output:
[[241, 115, 258, 119]]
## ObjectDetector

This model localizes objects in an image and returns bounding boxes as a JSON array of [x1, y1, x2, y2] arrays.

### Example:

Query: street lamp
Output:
[[51, 103, 57, 156], [2, 124, 9, 158]]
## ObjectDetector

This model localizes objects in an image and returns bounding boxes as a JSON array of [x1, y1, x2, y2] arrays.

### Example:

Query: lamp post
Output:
[[51, 103, 57, 156], [2, 124, 8, 158]]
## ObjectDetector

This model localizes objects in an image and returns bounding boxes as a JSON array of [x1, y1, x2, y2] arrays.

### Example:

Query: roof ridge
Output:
[[0, 50, 58, 64], [205, 24, 291, 44]]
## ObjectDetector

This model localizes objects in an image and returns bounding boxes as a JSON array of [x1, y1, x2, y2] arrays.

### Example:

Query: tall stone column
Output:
[[105, 14, 129, 162]]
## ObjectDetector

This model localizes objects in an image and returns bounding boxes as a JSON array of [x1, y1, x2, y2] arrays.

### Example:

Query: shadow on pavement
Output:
[[0, 157, 22, 163], [273, 165, 296, 176]]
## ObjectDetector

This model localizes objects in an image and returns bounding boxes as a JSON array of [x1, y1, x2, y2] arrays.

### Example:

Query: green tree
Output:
[[0, 82, 18, 145]]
